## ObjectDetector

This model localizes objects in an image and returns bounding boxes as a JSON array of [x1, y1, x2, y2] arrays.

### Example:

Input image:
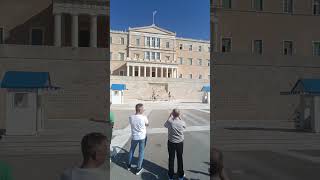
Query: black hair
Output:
[[135, 103, 144, 112]]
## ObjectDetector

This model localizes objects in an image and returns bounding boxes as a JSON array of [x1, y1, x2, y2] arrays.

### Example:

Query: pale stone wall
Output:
[[0, 45, 108, 129]]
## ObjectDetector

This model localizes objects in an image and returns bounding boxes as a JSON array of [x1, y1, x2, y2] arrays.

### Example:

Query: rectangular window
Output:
[[0, 28, 3, 44], [152, 37, 156, 47], [314, 0, 320, 15], [136, 38, 140, 46], [179, 57, 183, 64], [198, 46, 202, 52], [120, 70, 124, 76], [31, 28, 43, 45], [151, 52, 156, 60], [145, 51, 150, 60], [222, 38, 231, 52], [156, 52, 160, 60], [166, 42, 170, 48], [283, 0, 293, 13], [119, 53, 125, 60], [313, 42, 320, 56], [199, 75, 202, 79], [179, 44, 183, 50], [253, 40, 263, 55], [157, 38, 160, 48], [253, 0, 263, 11], [198, 59, 202, 66], [189, 45, 193, 51], [189, 58, 193, 65], [120, 37, 124, 45], [283, 41, 293, 56], [223, 0, 232, 8], [189, 74, 193, 79], [146, 37, 151, 47]]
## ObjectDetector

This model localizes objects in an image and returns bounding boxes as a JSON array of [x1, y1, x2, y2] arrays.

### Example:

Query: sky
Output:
[[110, 0, 210, 41]]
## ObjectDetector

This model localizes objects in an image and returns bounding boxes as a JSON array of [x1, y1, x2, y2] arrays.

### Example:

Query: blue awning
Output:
[[111, 84, 126, 91], [201, 85, 210, 92], [1, 71, 60, 89], [281, 79, 320, 95]]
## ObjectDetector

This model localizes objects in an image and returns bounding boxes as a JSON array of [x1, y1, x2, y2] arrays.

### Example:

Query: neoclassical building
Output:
[[110, 25, 210, 101]]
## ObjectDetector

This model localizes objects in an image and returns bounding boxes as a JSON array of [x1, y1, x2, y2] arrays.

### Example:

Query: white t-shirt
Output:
[[129, 114, 149, 140], [60, 167, 107, 180]]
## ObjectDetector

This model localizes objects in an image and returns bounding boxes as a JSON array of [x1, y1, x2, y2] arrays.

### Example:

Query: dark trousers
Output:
[[167, 140, 184, 178]]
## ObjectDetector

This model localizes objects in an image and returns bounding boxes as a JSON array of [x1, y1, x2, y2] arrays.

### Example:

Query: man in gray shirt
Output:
[[164, 108, 186, 180]]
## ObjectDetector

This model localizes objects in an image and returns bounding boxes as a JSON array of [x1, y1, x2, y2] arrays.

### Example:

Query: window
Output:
[[31, 28, 43, 45], [253, 0, 263, 11], [146, 37, 151, 47], [151, 52, 156, 60], [0, 28, 3, 44], [189, 58, 193, 65], [14, 93, 28, 108], [313, 42, 320, 56], [179, 57, 183, 64], [156, 38, 160, 48], [253, 40, 263, 55], [134, 53, 140, 59], [152, 37, 156, 47], [314, 0, 320, 15], [156, 52, 160, 60], [136, 38, 140, 46], [222, 38, 231, 52], [179, 74, 183, 78], [283, 41, 293, 55], [179, 44, 183, 50], [145, 51, 150, 60], [207, 60, 210, 66], [283, 0, 293, 13], [198, 59, 202, 66], [189, 45, 193, 51], [119, 70, 125, 76], [119, 53, 125, 60], [120, 37, 124, 45], [223, 0, 232, 8], [198, 46, 202, 52], [199, 75, 202, 79], [110, 36, 112, 44], [166, 42, 170, 48], [189, 74, 193, 79]]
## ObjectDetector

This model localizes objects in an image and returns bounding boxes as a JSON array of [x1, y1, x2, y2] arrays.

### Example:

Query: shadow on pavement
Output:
[[224, 127, 307, 133]]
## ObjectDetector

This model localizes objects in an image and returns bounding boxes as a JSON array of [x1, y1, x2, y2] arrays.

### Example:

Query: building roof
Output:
[[0, 71, 60, 89], [129, 24, 176, 36], [281, 79, 320, 95], [111, 84, 127, 91], [201, 85, 210, 92]]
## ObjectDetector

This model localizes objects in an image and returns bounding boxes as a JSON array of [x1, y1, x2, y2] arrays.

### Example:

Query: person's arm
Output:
[[89, 118, 108, 123], [164, 113, 172, 128], [145, 116, 149, 126]]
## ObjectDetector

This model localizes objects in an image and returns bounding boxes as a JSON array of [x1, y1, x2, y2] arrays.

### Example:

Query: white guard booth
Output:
[[111, 84, 126, 104], [281, 79, 320, 133], [201, 85, 210, 104], [0, 71, 59, 136]]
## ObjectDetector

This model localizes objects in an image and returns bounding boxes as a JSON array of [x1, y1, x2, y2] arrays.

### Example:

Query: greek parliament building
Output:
[[0, 0, 109, 134], [110, 25, 210, 101], [212, 0, 320, 122]]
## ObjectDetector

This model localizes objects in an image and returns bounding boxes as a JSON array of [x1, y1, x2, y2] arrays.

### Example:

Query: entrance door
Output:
[[6, 91, 37, 135], [112, 90, 122, 104], [79, 30, 90, 47]]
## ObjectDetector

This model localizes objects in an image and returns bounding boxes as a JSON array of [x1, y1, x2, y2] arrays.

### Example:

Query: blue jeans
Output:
[[128, 137, 147, 169]]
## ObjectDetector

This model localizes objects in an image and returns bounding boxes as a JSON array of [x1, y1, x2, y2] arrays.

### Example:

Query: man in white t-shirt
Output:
[[60, 133, 108, 180], [127, 103, 149, 175]]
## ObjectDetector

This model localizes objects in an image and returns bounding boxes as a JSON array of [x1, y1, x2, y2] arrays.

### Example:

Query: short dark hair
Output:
[[135, 103, 144, 112], [81, 132, 107, 161]]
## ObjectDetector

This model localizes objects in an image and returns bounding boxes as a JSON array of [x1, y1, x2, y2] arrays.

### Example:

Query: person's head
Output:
[[81, 132, 107, 167], [171, 108, 180, 119], [135, 103, 144, 114]]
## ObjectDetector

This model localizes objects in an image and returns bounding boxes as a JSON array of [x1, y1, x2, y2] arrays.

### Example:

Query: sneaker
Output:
[[126, 164, 131, 171], [167, 174, 173, 180], [178, 174, 186, 180], [135, 168, 143, 175]]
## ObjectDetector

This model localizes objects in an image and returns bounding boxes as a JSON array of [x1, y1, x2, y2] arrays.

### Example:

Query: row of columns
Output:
[[54, 13, 97, 47], [126, 65, 178, 78]]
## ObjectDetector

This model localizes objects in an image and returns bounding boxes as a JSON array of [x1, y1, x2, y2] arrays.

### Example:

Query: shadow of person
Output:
[[111, 146, 169, 179]]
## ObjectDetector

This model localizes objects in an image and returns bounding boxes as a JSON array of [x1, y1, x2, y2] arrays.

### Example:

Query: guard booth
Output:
[[110, 84, 126, 104], [281, 79, 320, 133], [201, 85, 210, 104], [0, 71, 59, 136]]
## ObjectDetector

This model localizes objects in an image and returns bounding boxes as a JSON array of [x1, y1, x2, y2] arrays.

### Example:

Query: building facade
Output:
[[212, 0, 320, 120], [110, 25, 210, 101]]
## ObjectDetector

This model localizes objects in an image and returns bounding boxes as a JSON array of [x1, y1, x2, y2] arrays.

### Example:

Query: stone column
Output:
[[166, 67, 169, 78], [72, 14, 78, 47], [138, 66, 141, 77], [54, 13, 61, 47], [155, 67, 158, 78], [90, 15, 97, 47], [127, 65, 130, 76], [171, 68, 174, 78], [144, 66, 146, 77]]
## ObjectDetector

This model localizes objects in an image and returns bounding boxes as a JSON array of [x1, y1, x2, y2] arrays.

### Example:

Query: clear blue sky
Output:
[[110, 0, 210, 41]]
